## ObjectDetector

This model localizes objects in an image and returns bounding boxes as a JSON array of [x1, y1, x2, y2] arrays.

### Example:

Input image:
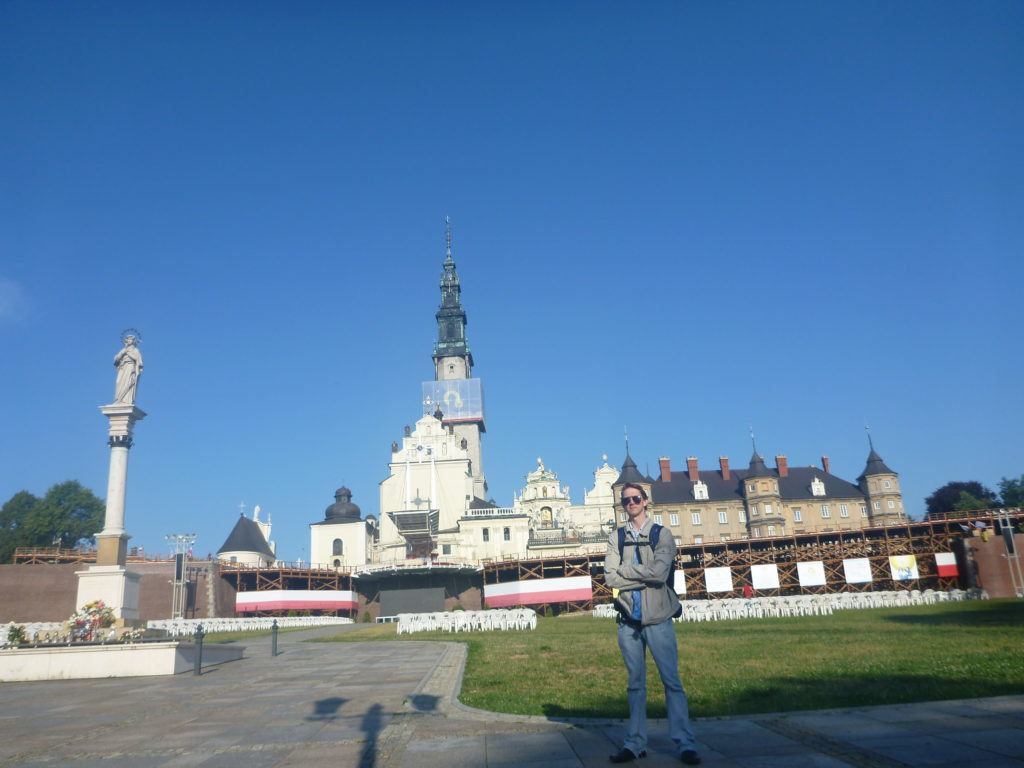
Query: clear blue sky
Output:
[[2, 3, 1021, 561]]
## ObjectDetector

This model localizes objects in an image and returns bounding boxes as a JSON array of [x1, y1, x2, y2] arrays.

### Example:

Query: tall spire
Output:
[[433, 217, 473, 368], [865, 424, 875, 452]]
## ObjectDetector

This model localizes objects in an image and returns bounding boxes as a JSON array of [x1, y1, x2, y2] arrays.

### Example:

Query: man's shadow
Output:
[[360, 703, 384, 767]]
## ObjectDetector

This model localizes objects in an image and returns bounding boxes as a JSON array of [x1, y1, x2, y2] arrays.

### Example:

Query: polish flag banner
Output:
[[935, 552, 959, 577], [484, 575, 592, 608], [235, 589, 357, 612]]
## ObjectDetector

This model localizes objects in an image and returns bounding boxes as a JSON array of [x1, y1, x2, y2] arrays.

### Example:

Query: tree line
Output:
[[925, 476, 1023, 517], [0, 481, 104, 563]]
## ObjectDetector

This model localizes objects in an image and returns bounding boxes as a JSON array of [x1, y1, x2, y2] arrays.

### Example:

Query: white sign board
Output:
[[843, 557, 873, 584], [704, 566, 733, 593], [796, 561, 827, 587]]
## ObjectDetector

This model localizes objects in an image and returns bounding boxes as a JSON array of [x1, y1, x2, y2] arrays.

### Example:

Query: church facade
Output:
[[307, 224, 908, 570]]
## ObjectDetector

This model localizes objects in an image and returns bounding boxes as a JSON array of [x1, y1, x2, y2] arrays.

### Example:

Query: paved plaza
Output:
[[1, 627, 1022, 767]]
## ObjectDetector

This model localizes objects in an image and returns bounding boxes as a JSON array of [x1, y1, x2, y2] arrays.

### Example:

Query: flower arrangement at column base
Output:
[[68, 600, 115, 642]]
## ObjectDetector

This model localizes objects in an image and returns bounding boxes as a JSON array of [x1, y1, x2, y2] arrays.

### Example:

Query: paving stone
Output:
[[855, 734, 1001, 765], [939, 727, 1024, 758], [1, 629, 1021, 768]]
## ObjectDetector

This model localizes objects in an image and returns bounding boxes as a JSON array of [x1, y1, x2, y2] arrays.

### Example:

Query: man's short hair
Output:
[[621, 483, 648, 500]]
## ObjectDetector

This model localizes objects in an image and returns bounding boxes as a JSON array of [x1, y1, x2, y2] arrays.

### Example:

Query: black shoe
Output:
[[609, 747, 646, 763], [680, 750, 701, 765]]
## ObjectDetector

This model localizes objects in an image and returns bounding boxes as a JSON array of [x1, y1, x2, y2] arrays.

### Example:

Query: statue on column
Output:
[[113, 330, 143, 405]]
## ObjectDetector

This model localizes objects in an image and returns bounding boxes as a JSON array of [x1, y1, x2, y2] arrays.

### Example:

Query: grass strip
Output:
[[311, 600, 1024, 718]]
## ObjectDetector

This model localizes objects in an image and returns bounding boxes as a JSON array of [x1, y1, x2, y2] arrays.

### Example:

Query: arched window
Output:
[[332, 539, 343, 556], [333, 559, 341, 567]]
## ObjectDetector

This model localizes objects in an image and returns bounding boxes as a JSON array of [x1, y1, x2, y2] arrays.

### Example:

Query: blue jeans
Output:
[[617, 619, 697, 756]]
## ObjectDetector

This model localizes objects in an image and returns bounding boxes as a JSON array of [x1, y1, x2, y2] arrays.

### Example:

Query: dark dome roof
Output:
[[858, 449, 895, 479], [217, 515, 275, 559], [325, 486, 361, 521], [615, 452, 647, 486], [747, 452, 771, 477]]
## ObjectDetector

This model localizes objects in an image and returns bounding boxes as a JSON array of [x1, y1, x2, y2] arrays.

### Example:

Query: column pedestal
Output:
[[74, 566, 142, 621], [96, 532, 130, 567]]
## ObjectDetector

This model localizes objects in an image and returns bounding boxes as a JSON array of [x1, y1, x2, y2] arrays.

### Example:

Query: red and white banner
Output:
[[934, 552, 959, 577], [484, 575, 592, 608], [235, 589, 357, 612]]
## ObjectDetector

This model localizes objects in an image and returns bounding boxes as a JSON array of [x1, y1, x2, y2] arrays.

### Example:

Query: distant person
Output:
[[604, 482, 700, 765], [742, 583, 754, 599]]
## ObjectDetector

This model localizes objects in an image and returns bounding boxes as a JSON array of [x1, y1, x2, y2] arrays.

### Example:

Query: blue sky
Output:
[[1, 3, 1021, 562]]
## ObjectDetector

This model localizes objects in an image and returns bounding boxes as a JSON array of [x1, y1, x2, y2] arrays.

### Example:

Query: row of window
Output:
[[481, 527, 512, 542], [618, 499, 901, 526]]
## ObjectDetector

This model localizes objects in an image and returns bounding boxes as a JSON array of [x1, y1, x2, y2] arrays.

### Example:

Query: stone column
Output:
[[75, 392, 146, 620], [94, 404, 145, 566]]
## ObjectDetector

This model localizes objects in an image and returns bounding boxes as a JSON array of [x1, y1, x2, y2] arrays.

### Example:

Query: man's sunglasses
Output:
[[620, 495, 644, 507]]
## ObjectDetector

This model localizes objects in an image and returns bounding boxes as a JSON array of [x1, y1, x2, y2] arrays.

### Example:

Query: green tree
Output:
[[0, 491, 39, 563], [998, 475, 1024, 508], [953, 491, 990, 512], [925, 481, 999, 517], [0, 481, 105, 562]]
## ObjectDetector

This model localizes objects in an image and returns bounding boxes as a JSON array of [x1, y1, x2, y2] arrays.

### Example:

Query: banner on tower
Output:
[[422, 379, 484, 423]]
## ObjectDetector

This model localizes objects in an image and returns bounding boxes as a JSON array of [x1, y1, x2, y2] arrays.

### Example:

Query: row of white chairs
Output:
[[147, 616, 353, 637], [593, 588, 989, 623], [396, 608, 537, 635]]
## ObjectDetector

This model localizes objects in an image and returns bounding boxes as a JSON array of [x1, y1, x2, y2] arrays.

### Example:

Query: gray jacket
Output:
[[604, 517, 681, 627]]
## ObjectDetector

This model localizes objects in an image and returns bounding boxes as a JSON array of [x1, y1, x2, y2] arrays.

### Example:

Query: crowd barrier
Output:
[[147, 616, 353, 637], [396, 608, 537, 635], [593, 588, 989, 623]]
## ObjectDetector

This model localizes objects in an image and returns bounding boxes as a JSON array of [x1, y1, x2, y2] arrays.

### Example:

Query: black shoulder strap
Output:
[[650, 523, 662, 548], [617, 526, 625, 560]]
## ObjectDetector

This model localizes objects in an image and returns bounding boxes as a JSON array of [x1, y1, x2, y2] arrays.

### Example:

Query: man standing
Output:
[[604, 483, 700, 765]]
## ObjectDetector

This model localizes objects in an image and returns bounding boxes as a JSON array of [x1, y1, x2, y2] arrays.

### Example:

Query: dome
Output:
[[325, 486, 361, 521]]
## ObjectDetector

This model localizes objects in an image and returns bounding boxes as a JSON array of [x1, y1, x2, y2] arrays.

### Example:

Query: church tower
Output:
[[426, 218, 488, 501]]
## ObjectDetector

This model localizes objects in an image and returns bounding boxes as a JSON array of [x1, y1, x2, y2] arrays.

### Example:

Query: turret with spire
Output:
[[857, 427, 903, 524], [433, 216, 473, 379], [743, 428, 784, 537]]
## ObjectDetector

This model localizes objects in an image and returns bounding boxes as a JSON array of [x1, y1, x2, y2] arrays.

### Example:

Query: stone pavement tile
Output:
[[562, 726, 619, 757], [486, 731, 579, 766], [192, 748, 288, 768], [732, 754, 854, 768], [275, 741, 366, 766], [941, 727, 1024, 758], [905, 713, 1024, 735], [855, 734, 999, 765], [156, 752, 221, 768], [399, 735, 487, 767], [698, 724, 803, 756], [780, 711, 910, 740], [969, 699, 1024, 720]]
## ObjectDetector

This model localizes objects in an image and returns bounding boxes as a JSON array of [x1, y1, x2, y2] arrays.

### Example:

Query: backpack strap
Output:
[[650, 523, 662, 548], [617, 526, 626, 561]]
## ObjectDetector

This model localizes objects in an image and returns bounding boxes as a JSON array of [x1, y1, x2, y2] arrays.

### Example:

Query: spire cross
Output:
[[624, 425, 630, 455], [865, 424, 875, 451], [445, 216, 453, 262], [749, 425, 758, 454], [238, 501, 246, 516]]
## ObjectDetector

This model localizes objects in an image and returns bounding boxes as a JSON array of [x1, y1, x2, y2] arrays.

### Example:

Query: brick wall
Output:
[[0, 561, 230, 623]]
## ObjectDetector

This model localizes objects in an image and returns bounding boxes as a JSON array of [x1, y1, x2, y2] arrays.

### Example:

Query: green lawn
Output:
[[312, 600, 1024, 718]]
